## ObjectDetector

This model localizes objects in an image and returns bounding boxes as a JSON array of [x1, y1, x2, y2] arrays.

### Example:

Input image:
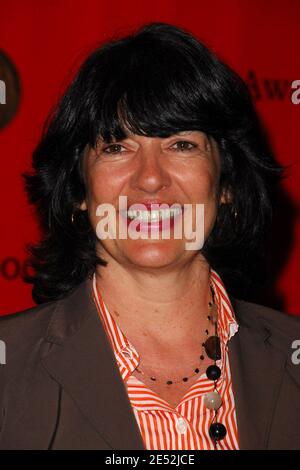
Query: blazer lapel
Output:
[[40, 283, 295, 450], [228, 298, 287, 450], [41, 277, 145, 450]]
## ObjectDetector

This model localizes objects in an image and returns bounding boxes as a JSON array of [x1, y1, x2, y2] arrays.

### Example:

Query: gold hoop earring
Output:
[[231, 206, 238, 219]]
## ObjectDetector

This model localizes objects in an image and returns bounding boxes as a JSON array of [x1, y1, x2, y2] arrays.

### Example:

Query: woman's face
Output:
[[80, 130, 225, 270]]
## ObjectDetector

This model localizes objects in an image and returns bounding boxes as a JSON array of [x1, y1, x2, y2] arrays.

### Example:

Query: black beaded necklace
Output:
[[135, 282, 227, 447], [205, 284, 227, 447], [136, 311, 213, 385]]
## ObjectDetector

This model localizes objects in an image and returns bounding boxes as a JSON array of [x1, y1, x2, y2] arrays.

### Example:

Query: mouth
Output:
[[126, 207, 182, 222], [120, 206, 183, 233]]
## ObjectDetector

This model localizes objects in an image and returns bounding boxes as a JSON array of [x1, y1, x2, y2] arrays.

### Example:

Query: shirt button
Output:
[[176, 417, 187, 434]]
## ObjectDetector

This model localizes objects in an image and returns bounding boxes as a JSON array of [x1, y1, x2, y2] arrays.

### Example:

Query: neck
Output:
[[94, 253, 213, 344]]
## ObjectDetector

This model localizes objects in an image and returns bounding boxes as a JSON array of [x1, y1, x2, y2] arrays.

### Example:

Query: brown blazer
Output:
[[0, 277, 300, 450]]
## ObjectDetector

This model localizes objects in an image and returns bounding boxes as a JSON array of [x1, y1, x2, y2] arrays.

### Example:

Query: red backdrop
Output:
[[0, 0, 299, 315]]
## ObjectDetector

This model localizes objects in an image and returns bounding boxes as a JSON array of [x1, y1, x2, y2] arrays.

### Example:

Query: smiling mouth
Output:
[[119, 206, 184, 233], [125, 207, 182, 223]]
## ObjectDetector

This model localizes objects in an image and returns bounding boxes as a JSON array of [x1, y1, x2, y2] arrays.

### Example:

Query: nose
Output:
[[130, 141, 172, 194]]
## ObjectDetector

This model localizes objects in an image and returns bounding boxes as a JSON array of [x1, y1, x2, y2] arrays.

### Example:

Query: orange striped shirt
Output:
[[92, 268, 239, 450]]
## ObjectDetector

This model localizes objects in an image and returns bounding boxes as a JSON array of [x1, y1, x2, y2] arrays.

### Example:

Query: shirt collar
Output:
[[210, 269, 239, 345], [92, 268, 239, 382]]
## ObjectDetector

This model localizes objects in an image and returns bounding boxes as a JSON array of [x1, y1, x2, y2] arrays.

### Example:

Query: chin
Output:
[[122, 240, 186, 268]]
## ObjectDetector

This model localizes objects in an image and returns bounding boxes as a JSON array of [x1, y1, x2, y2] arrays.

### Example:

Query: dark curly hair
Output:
[[22, 22, 284, 304]]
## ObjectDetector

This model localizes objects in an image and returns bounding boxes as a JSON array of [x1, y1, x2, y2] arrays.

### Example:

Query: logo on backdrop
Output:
[[245, 70, 299, 104], [0, 257, 32, 280], [0, 50, 21, 129]]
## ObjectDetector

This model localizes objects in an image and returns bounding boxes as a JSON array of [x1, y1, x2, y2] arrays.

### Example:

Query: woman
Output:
[[1, 22, 300, 451]]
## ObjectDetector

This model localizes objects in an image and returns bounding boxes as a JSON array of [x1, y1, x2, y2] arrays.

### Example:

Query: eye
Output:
[[172, 140, 197, 151], [102, 143, 125, 154]]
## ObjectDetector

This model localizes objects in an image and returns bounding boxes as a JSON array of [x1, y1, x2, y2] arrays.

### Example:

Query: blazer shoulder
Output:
[[0, 300, 63, 440], [233, 298, 300, 339], [0, 300, 58, 349]]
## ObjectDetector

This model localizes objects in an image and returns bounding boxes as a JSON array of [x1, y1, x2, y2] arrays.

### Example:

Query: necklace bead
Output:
[[206, 364, 221, 381], [203, 336, 221, 361], [209, 422, 227, 441], [204, 391, 222, 410], [209, 303, 218, 324]]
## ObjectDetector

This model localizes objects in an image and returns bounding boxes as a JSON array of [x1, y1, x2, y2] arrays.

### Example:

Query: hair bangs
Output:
[[94, 41, 214, 144]]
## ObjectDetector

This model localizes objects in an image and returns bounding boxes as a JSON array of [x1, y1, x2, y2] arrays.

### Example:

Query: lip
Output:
[[126, 201, 182, 211], [119, 204, 183, 234]]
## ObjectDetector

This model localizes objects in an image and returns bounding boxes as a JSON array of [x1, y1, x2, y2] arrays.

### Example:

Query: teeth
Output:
[[126, 208, 182, 222]]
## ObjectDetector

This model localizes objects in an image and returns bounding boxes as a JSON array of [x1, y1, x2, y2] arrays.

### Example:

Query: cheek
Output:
[[183, 167, 219, 202], [85, 170, 121, 206], [182, 167, 220, 234]]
